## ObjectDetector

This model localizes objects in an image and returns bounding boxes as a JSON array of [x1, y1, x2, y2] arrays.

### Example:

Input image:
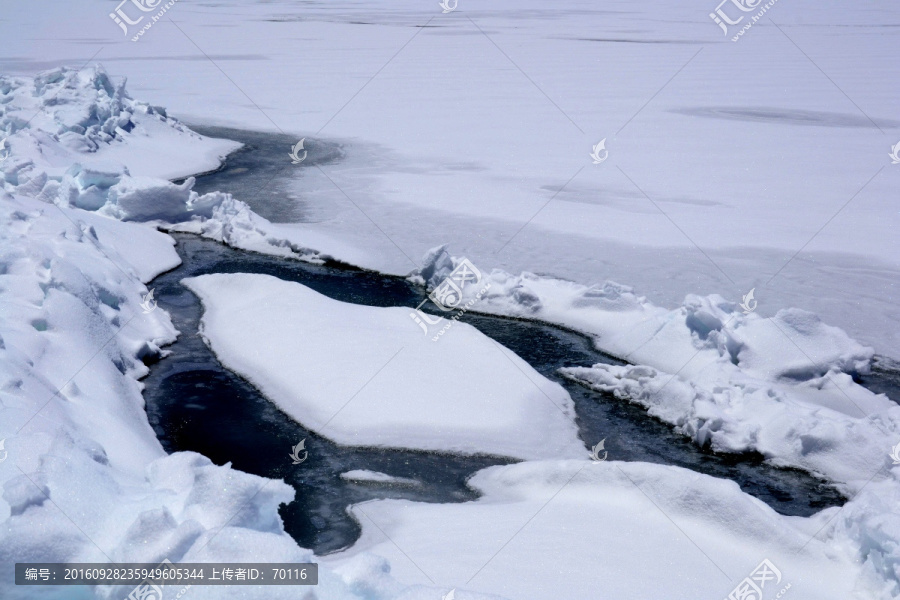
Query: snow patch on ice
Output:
[[183, 272, 584, 461], [331, 459, 882, 599], [558, 362, 900, 486], [411, 249, 890, 481], [340, 470, 421, 487]]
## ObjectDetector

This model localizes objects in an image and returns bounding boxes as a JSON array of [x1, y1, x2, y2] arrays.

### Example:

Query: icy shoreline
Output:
[[1, 65, 898, 599], [0, 66, 454, 600]]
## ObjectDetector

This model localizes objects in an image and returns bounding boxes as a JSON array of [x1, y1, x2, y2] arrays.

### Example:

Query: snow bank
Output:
[[414, 247, 894, 483], [407, 247, 900, 596], [416, 247, 874, 381], [825, 468, 900, 599], [0, 190, 337, 599], [0, 65, 338, 267], [0, 65, 239, 224], [163, 195, 331, 264], [0, 65, 239, 181], [330, 459, 883, 600], [558, 362, 900, 487], [183, 273, 584, 460]]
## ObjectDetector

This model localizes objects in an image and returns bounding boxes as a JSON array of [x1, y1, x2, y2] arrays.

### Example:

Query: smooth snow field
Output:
[[4, 0, 897, 354], [2, 1, 900, 599]]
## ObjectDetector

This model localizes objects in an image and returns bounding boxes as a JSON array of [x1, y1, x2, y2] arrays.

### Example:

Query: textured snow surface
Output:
[[404, 247, 900, 598], [1, 3, 899, 594], [0, 68, 462, 600], [329, 460, 889, 600], [0, 65, 239, 181], [408, 247, 896, 484], [559, 360, 900, 486]]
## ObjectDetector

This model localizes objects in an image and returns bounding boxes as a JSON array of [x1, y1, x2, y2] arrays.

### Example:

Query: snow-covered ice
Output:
[[328, 459, 885, 600], [0, 189, 348, 599], [183, 272, 584, 460], [340, 470, 421, 488], [4, 0, 895, 355], [0, 67, 455, 600], [1, 1, 899, 598], [408, 247, 898, 487]]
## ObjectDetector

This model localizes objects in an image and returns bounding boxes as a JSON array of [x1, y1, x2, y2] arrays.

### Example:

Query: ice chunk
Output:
[[183, 273, 584, 460]]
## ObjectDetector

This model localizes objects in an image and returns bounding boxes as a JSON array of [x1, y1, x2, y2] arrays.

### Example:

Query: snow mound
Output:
[[0, 65, 332, 264], [413, 249, 890, 483], [333, 459, 882, 600], [0, 190, 320, 598], [183, 272, 584, 460], [407, 248, 900, 595], [0, 65, 239, 180], [414, 253, 874, 383], [164, 195, 327, 263], [559, 362, 900, 486], [52, 163, 230, 221]]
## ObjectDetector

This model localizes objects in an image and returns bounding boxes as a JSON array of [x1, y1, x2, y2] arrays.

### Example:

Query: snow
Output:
[[0, 66, 352, 267], [396, 247, 900, 596], [4, 0, 895, 356], [182, 272, 584, 461], [341, 470, 421, 487], [328, 459, 883, 600], [0, 68, 450, 600], [0, 65, 363, 266], [163, 195, 357, 265], [559, 361, 899, 487], [0, 65, 239, 181], [407, 247, 896, 487], [0, 189, 339, 599], [1, 1, 899, 598]]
